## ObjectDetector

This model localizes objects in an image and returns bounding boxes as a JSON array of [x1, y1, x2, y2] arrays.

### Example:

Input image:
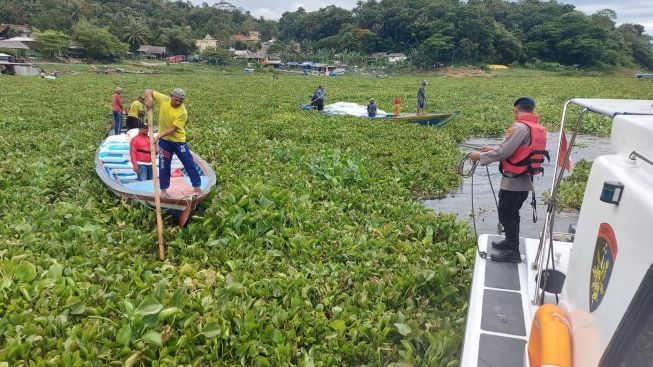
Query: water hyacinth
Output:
[[1, 64, 651, 365]]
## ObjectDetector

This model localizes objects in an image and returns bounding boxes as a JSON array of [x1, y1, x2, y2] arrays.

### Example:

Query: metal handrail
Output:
[[629, 151, 653, 166], [531, 102, 589, 305]]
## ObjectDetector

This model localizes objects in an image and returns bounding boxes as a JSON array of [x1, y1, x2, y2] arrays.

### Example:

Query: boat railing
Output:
[[629, 150, 653, 166], [531, 101, 591, 305]]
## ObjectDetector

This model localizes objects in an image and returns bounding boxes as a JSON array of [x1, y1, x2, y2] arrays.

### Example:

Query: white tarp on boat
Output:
[[570, 99, 653, 116], [322, 102, 388, 117]]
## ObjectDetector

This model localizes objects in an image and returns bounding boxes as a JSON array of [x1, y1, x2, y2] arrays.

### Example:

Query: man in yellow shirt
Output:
[[126, 95, 145, 130], [145, 88, 201, 196]]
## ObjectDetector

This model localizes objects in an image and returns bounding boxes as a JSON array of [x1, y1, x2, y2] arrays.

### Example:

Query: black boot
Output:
[[491, 239, 511, 250], [490, 250, 522, 263]]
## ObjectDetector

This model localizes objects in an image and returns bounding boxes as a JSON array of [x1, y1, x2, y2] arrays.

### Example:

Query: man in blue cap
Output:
[[469, 97, 547, 263]]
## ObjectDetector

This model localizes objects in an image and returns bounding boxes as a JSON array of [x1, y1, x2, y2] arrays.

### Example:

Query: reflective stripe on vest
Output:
[[500, 119, 547, 177]]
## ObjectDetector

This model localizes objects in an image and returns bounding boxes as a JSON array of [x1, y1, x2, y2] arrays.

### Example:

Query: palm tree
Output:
[[65, 0, 82, 23], [123, 18, 148, 51]]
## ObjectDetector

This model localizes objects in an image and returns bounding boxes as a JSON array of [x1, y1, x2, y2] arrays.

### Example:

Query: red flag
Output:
[[557, 133, 573, 171]]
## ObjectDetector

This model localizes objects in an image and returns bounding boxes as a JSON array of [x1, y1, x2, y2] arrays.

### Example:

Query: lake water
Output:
[[423, 132, 611, 239]]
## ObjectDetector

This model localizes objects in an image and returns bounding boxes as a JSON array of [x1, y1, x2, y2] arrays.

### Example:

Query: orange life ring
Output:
[[528, 304, 572, 367]]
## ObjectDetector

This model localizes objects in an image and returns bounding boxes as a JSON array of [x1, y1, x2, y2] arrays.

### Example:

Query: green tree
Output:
[[492, 23, 522, 64], [617, 24, 653, 70], [72, 20, 127, 59], [554, 11, 621, 67], [163, 26, 195, 55], [340, 49, 367, 66], [452, 5, 497, 62], [123, 17, 149, 51], [314, 48, 336, 63], [201, 46, 231, 64], [34, 29, 70, 57], [412, 34, 453, 68]]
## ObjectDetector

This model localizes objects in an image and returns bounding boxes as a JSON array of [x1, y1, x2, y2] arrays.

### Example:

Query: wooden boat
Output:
[[95, 131, 217, 226], [377, 111, 459, 126], [301, 103, 459, 126], [460, 99, 653, 366]]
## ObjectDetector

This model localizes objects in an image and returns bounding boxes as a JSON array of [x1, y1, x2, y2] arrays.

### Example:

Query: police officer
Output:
[[469, 97, 546, 263]]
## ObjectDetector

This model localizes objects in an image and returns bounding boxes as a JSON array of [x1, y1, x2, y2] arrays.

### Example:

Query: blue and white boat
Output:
[[95, 132, 217, 226]]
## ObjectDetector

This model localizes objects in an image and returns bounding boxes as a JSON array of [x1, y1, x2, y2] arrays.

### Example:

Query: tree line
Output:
[[1, 0, 652, 70]]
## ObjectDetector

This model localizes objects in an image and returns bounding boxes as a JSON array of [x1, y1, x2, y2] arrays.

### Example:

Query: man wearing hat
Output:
[[367, 98, 377, 118], [416, 80, 427, 116], [469, 97, 547, 263], [130, 121, 153, 181], [145, 88, 202, 195], [112, 86, 124, 135]]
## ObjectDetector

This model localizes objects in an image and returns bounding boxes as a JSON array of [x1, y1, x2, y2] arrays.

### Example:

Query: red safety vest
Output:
[[130, 134, 152, 168], [500, 115, 547, 177]]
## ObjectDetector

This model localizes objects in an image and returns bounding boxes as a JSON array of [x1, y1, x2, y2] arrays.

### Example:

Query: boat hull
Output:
[[95, 134, 217, 226], [378, 112, 459, 126]]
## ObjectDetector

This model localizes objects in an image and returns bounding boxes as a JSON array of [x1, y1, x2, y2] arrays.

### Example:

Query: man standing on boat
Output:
[[416, 80, 427, 116], [469, 97, 547, 263], [126, 95, 146, 130], [145, 88, 202, 196], [367, 98, 378, 118], [112, 87, 124, 135]]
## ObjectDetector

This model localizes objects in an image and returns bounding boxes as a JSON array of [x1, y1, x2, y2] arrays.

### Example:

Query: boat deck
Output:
[[124, 176, 212, 198], [461, 234, 573, 367]]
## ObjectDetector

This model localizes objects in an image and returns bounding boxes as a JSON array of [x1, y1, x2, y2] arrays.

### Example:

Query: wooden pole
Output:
[[148, 108, 166, 260]]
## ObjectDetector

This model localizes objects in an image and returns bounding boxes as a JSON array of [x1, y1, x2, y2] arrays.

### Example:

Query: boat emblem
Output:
[[589, 223, 618, 312]]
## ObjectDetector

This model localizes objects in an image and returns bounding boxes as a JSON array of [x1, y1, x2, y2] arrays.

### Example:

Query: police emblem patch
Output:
[[589, 223, 618, 312]]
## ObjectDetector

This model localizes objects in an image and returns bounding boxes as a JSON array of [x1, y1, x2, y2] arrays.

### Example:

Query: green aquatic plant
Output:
[[0, 65, 650, 365], [555, 159, 593, 210]]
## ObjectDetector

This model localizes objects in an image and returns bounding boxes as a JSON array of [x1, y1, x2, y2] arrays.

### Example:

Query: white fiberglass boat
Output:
[[461, 99, 653, 367]]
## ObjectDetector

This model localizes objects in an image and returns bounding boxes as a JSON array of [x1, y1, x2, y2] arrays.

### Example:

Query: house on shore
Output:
[[232, 49, 264, 63], [138, 45, 167, 59], [369, 52, 407, 64], [196, 34, 220, 52], [0, 24, 33, 39], [262, 53, 282, 68], [230, 31, 260, 43], [283, 61, 335, 75]]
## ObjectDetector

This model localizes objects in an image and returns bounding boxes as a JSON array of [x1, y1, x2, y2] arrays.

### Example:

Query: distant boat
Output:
[[376, 111, 460, 126], [95, 131, 216, 226], [302, 102, 459, 127]]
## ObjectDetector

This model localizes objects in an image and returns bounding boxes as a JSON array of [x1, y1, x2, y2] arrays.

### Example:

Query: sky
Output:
[[195, 0, 653, 35]]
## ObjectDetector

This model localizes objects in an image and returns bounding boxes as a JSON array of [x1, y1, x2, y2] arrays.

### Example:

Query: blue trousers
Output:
[[157, 139, 201, 190], [113, 111, 123, 135], [136, 164, 153, 181]]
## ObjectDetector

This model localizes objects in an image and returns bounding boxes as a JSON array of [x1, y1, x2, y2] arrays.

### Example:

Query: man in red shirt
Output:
[[112, 87, 124, 135], [129, 121, 152, 181]]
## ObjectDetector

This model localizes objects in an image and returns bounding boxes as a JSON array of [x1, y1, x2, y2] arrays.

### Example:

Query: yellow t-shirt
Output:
[[127, 100, 144, 118], [153, 91, 187, 142]]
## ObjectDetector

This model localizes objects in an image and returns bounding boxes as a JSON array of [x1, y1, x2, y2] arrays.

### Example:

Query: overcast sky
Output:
[[194, 0, 652, 35]]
